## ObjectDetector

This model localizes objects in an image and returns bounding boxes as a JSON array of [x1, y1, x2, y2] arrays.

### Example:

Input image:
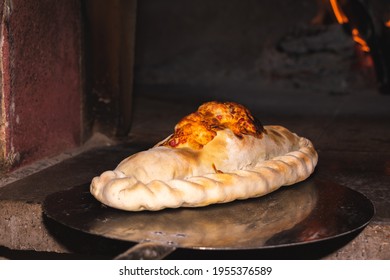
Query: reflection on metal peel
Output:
[[43, 178, 374, 251]]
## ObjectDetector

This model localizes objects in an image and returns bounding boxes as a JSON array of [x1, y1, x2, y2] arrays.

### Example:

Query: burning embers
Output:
[[329, 0, 390, 93]]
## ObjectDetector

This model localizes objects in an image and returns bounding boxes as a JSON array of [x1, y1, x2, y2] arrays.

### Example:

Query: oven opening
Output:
[[1, 0, 388, 170]]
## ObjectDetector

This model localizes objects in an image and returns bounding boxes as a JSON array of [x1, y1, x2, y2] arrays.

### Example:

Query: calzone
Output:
[[90, 101, 318, 211]]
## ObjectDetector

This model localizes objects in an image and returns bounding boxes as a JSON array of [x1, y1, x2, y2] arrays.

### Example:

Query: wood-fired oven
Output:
[[0, 0, 389, 260]]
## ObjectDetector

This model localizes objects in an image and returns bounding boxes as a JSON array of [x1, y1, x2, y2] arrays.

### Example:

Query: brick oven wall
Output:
[[0, 0, 83, 170]]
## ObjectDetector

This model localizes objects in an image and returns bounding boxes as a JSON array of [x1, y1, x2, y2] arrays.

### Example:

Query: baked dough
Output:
[[90, 101, 318, 211]]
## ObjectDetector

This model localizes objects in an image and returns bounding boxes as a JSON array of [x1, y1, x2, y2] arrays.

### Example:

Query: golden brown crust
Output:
[[159, 101, 264, 149]]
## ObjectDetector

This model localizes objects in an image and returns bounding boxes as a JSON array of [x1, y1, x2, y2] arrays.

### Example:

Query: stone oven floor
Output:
[[0, 84, 389, 259]]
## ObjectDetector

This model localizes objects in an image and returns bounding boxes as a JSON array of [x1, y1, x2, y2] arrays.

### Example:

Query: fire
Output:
[[351, 28, 370, 52], [329, 0, 348, 24], [329, 0, 370, 52], [327, 0, 389, 93]]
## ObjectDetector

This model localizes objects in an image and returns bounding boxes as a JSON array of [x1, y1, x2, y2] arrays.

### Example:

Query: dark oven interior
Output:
[[87, 0, 390, 138]]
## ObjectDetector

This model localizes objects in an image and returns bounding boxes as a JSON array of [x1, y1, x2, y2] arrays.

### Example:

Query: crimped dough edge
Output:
[[90, 132, 318, 211]]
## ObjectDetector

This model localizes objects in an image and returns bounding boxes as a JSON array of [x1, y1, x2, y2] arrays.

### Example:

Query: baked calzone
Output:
[[90, 101, 318, 211]]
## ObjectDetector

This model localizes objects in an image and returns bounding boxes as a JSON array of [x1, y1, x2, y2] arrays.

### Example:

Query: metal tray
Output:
[[43, 178, 374, 258]]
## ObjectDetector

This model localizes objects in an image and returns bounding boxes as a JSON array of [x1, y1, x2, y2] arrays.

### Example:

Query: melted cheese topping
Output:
[[160, 101, 265, 149]]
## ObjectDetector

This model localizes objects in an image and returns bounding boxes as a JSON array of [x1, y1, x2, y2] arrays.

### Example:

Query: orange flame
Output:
[[330, 0, 349, 24], [351, 28, 370, 52], [329, 0, 370, 52], [386, 20, 390, 28]]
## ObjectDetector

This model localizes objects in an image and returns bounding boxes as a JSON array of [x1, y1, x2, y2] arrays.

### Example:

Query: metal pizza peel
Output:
[[43, 178, 374, 259]]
